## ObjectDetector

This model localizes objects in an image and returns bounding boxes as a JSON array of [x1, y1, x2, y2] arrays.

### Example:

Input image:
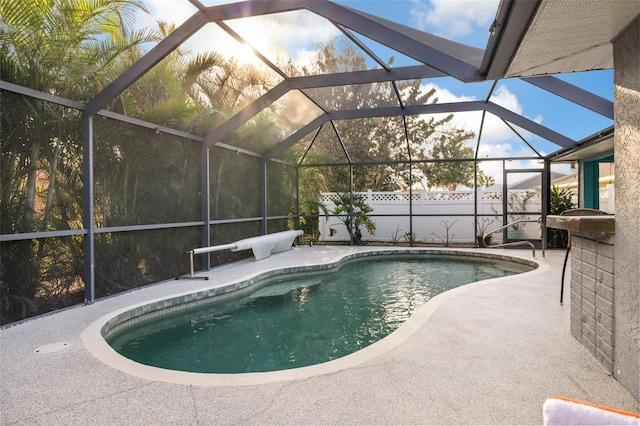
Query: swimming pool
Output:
[[101, 251, 534, 375]]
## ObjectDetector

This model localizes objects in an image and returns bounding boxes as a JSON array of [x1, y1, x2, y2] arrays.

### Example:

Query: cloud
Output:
[[225, 11, 340, 67], [490, 84, 522, 114], [412, 82, 543, 181], [491, 84, 547, 128], [489, 84, 544, 144], [410, 0, 499, 38], [416, 82, 517, 143], [421, 82, 476, 104]]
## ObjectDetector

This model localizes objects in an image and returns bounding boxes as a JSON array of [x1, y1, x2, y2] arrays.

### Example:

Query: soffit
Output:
[[505, 0, 640, 77], [548, 129, 615, 162]]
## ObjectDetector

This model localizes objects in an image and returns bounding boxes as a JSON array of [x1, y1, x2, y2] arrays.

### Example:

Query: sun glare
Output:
[[230, 41, 265, 66]]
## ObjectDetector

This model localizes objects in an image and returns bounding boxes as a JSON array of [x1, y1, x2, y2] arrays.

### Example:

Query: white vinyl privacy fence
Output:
[[318, 186, 614, 244], [318, 189, 543, 244]]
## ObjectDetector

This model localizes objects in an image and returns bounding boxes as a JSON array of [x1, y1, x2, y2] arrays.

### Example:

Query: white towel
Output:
[[543, 396, 640, 425]]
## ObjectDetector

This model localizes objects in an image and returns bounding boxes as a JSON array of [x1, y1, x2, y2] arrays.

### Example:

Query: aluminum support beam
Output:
[[500, 118, 544, 158], [474, 110, 487, 160], [289, 65, 447, 89], [201, 146, 211, 271], [349, 165, 354, 245], [204, 0, 304, 21], [216, 20, 288, 79], [264, 115, 329, 162], [335, 24, 391, 71], [307, 1, 483, 81], [0, 80, 84, 109], [522, 75, 614, 119], [97, 110, 204, 142], [331, 120, 352, 164], [85, 12, 207, 116], [81, 114, 95, 304], [187, 0, 208, 13], [203, 65, 446, 149], [264, 100, 577, 161], [260, 160, 268, 235], [262, 101, 485, 160], [295, 167, 301, 230], [299, 126, 323, 166], [203, 82, 289, 148], [0, 229, 86, 242], [2, 80, 206, 142], [325, 101, 485, 120], [484, 101, 576, 148]]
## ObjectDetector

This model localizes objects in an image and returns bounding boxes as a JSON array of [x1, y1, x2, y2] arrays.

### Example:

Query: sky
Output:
[[133, 0, 614, 182]]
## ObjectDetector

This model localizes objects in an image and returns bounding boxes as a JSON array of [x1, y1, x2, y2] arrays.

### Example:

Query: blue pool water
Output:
[[107, 255, 531, 373]]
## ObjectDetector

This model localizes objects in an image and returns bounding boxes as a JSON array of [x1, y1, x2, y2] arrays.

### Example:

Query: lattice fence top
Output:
[[320, 193, 342, 202], [370, 193, 417, 202], [482, 192, 503, 200], [423, 192, 473, 201], [319, 190, 529, 203]]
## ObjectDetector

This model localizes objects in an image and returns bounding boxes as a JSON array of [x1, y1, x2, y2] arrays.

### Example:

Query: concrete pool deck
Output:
[[2, 246, 638, 424]]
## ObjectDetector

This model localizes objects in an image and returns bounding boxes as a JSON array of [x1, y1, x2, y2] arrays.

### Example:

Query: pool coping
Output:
[[81, 249, 542, 387]]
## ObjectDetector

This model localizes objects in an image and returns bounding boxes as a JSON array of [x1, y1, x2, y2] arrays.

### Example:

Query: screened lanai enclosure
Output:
[[1, 0, 630, 324]]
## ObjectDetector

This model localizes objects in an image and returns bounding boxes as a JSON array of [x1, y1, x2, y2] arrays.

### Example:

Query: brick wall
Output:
[[570, 232, 615, 372]]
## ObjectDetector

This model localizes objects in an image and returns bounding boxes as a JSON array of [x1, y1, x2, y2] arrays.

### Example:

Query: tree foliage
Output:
[[1, 0, 155, 322], [283, 37, 492, 195], [416, 128, 494, 190], [278, 36, 495, 242], [0, 0, 278, 323], [1, 13, 495, 323]]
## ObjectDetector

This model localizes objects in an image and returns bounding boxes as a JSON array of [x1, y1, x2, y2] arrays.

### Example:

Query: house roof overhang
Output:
[[547, 126, 615, 162]]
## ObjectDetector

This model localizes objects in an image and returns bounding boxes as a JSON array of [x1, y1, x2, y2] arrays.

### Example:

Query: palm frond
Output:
[[182, 51, 224, 92], [85, 27, 160, 70]]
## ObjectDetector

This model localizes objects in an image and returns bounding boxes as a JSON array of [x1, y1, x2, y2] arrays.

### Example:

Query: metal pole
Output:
[[409, 165, 414, 247], [502, 160, 508, 241], [260, 160, 268, 235], [542, 159, 551, 251], [295, 167, 301, 230], [82, 114, 95, 304], [349, 164, 354, 245], [474, 160, 479, 247], [402, 116, 414, 246], [201, 145, 211, 271]]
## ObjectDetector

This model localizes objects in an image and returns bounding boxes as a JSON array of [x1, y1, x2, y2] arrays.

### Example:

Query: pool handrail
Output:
[[481, 219, 546, 258]]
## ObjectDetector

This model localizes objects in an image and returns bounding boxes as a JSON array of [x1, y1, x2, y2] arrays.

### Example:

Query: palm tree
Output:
[[0, 0, 156, 322], [328, 193, 376, 244]]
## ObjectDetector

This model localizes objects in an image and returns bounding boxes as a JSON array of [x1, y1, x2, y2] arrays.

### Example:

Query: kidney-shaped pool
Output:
[[100, 252, 534, 376]]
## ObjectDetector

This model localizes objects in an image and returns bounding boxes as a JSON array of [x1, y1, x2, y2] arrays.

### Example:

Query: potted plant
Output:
[[548, 185, 575, 248], [476, 217, 495, 246], [507, 190, 536, 239]]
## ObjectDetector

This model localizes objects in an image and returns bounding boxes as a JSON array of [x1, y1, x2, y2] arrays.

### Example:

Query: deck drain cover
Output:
[[34, 342, 71, 354]]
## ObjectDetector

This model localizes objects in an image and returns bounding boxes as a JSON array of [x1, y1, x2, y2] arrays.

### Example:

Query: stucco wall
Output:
[[613, 16, 640, 401]]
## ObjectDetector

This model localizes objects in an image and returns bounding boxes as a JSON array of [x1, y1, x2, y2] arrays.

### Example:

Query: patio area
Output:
[[1, 246, 638, 425]]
